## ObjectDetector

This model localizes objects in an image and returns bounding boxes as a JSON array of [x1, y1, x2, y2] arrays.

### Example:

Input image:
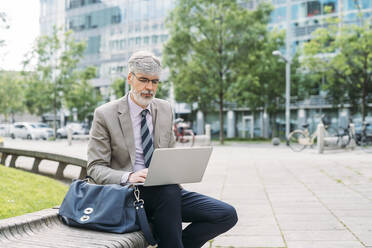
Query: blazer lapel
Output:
[[117, 93, 136, 167], [151, 100, 160, 148]]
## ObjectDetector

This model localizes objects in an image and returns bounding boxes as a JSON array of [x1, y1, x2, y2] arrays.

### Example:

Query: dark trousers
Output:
[[139, 185, 238, 248]]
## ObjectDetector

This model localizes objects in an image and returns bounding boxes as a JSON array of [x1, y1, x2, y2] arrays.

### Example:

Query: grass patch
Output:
[[0, 165, 68, 219]]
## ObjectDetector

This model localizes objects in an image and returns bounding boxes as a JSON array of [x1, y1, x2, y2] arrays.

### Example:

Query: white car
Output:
[[34, 122, 54, 139], [10, 122, 48, 140], [0, 124, 11, 137], [56, 123, 86, 139]]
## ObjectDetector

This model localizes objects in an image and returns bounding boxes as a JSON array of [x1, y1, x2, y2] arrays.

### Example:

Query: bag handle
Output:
[[133, 186, 158, 246], [84, 175, 97, 184]]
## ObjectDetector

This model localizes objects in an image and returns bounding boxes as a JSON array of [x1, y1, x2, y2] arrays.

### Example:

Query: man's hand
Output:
[[128, 169, 148, 183]]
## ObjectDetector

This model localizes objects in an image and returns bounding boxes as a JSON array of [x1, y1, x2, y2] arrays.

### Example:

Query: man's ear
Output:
[[127, 73, 132, 85]]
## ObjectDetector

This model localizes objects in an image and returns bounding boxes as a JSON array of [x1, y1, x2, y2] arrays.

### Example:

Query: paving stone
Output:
[[286, 241, 365, 248], [283, 230, 357, 241]]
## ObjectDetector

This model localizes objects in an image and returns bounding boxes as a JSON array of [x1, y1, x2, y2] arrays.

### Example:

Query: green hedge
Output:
[[0, 165, 68, 219]]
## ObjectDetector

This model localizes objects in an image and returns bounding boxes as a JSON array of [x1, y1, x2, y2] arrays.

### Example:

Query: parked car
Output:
[[34, 122, 54, 139], [0, 123, 11, 137], [10, 122, 47, 140], [56, 123, 87, 139]]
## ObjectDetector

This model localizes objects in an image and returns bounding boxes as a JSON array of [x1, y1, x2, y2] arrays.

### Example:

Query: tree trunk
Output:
[[271, 112, 277, 138], [53, 88, 57, 138], [362, 55, 368, 122], [219, 90, 224, 144], [362, 80, 367, 122]]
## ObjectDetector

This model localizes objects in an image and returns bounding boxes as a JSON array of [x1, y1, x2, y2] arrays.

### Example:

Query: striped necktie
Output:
[[141, 109, 154, 168]]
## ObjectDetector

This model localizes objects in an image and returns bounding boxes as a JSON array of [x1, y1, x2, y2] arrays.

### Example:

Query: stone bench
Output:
[[0, 208, 148, 248], [0, 147, 148, 247]]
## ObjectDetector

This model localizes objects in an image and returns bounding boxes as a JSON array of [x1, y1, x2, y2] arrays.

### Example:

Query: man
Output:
[[87, 51, 237, 248]]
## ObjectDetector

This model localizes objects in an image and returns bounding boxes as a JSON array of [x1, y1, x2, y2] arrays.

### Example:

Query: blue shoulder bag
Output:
[[58, 177, 157, 246]]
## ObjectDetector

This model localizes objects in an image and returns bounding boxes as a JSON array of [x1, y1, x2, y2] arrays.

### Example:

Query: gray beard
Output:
[[130, 89, 155, 107]]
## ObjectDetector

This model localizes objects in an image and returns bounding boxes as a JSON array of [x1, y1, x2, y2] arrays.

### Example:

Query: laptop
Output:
[[139, 147, 213, 187]]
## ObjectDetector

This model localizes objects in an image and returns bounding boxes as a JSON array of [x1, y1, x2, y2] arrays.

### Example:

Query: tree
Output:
[[301, 3, 372, 121], [23, 27, 86, 135], [164, 0, 278, 143], [65, 67, 102, 121], [0, 72, 24, 122], [111, 78, 126, 99]]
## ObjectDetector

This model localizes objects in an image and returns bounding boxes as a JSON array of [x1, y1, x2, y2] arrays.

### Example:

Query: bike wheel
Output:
[[337, 134, 351, 148], [288, 131, 307, 152]]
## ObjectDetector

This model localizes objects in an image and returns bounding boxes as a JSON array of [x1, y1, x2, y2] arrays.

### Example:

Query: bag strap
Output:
[[133, 186, 157, 246]]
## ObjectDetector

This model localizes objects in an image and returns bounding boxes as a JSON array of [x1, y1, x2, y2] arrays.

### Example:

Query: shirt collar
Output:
[[128, 93, 152, 117]]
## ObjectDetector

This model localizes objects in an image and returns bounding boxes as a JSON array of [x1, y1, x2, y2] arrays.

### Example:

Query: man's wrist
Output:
[[120, 172, 132, 186]]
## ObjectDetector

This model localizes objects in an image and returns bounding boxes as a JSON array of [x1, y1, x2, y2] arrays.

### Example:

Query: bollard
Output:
[[67, 127, 72, 146], [349, 123, 356, 149], [205, 124, 211, 145], [317, 123, 325, 154]]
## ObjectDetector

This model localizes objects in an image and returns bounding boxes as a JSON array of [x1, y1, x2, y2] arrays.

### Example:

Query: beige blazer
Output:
[[87, 93, 176, 185]]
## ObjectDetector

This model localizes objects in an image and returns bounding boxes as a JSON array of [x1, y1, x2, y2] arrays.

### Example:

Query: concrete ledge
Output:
[[0, 208, 147, 248], [0, 147, 87, 180]]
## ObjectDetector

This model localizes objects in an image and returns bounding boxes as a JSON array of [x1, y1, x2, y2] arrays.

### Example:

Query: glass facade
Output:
[[40, 0, 174, 91], [267, 0, 372, 53]]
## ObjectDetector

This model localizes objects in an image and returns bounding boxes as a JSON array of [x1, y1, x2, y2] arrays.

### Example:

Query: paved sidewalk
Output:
[[2, 139, 372, 247], [187, 144, 372, 248]]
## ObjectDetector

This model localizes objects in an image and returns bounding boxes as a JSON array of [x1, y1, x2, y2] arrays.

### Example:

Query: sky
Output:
[[0, 0, 40, 71]]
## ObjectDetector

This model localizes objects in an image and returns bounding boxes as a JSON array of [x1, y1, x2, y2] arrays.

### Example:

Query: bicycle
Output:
[[333, 118, 356, 149], [173, 118, 195, 147], [287, 114, 335, 152], [358, 121, 372, 153]]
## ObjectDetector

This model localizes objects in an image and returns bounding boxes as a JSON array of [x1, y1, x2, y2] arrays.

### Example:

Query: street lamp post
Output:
[[272, 50, 291, 140], [273, 0, 292, 140]]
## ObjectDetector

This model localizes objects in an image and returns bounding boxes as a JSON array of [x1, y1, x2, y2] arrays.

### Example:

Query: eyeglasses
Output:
[[132, 72, 160, 85]]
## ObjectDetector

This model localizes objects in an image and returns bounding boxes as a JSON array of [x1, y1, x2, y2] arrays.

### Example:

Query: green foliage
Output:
[[111, 77, 126, 99], [229, 28, 287, 115], [156, 80, 170, 100], [65, 66, 102, 121], [23, 26, 87, 133], [164, 0, 278, 143], [0, 71, 25, 121], [0, 165, 68, 219], [301, 12, 372, 120]]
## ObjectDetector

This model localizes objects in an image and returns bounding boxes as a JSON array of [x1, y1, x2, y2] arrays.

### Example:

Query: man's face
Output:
[[128, 72, 159, 107]]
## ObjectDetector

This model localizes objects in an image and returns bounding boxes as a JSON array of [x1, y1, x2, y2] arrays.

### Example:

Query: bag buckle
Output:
[[133, 186, 144, 207]]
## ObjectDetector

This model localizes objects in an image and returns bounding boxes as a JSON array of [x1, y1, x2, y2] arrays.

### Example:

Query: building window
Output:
[[86, 36, 101, 54], [128, 24, 134, 33], [307, 1, 321, 17], [152, 23, 158, 30], [323, 0, 337, 14], [152, 35, 158, 44], [120, 39, 126, 50], [161, 34, 168, 42], [135, 23, 141, 32], [270, 7, 286, 23], [129, 38, 135, 47], [136, 37, 141, 46], [111, 8, 122, 24], [144, 36, 149, 44]]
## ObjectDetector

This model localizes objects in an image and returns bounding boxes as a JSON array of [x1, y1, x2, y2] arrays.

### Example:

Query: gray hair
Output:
[[128, 51, 161, 76]]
